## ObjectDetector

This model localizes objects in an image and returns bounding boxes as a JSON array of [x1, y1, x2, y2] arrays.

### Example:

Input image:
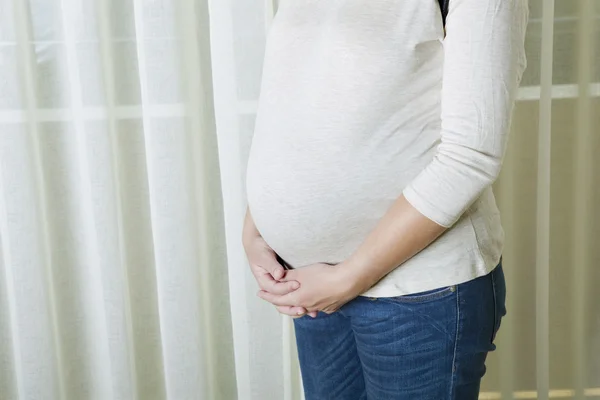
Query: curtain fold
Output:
[[1, 0, 235, 399]]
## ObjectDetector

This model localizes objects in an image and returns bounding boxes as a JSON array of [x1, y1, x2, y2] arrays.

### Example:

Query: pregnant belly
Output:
[[246, 149, 403, 268]]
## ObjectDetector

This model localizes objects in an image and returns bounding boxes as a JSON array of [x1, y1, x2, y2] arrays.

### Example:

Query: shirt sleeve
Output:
[[402, 0, 529, 228]]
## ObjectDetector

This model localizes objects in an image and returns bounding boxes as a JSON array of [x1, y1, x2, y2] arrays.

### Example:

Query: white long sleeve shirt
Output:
[[246, 0, 528, 296]]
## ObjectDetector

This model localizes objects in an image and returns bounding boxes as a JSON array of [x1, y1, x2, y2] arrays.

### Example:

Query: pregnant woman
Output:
[[243, 0, 528, 398]]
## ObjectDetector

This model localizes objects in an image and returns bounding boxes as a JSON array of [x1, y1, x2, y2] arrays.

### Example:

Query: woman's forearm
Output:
[[242, 207, 261, 246], [342, 195, 447, 293]]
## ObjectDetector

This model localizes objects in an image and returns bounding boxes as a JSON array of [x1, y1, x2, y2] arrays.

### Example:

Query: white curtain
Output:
[[0, 0, 235, 399], [0, 1, 598, 400]]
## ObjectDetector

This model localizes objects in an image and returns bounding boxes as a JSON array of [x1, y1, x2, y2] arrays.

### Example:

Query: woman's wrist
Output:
[[336, 258, 380, 296]]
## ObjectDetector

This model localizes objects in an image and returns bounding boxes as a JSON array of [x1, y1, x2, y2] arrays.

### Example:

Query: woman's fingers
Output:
[[276, 306, 319, 319], [250, 264, 300, 295], [258, 273, 300, 295], [258, 291, 320, 318], [257, 290, 296, 307], [276, 305, 307, 317], [257, 252, 286, 280]]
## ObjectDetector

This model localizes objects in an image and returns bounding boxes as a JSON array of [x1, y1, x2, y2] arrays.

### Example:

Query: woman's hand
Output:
[[243, 234, 310, 317], [242, 207, 311, 317], [257, 262, 364, 315]]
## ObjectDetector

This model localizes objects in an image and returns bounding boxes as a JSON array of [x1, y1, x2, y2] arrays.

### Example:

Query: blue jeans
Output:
[[293, 264, 506, 400]]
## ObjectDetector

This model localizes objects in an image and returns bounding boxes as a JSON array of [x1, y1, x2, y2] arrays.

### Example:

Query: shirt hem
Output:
[[360, 250, 500, 298]]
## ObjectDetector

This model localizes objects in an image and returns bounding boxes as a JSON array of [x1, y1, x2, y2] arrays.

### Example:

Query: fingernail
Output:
[[291, 282, 299, 289], [296, 311, 304, 315]]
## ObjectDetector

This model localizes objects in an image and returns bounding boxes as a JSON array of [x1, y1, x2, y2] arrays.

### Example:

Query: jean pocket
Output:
[[383, 285, 457, 304]]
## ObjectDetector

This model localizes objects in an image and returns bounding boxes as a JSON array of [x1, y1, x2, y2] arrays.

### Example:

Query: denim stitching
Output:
[[449, 283, 460, 399]]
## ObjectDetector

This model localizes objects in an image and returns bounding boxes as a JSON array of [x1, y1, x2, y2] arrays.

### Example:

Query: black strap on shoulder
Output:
[[438, 0, 449, 26]]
